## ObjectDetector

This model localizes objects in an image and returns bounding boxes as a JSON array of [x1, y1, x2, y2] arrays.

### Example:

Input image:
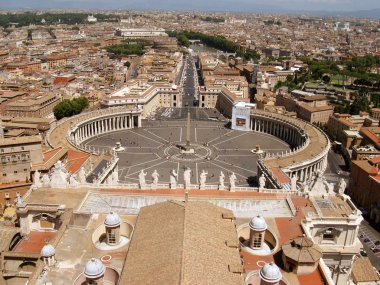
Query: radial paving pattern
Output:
[[84, 120, 290, 186]]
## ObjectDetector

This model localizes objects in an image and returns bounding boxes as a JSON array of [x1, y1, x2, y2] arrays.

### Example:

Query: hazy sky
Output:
[[1, 0, 380, 11]]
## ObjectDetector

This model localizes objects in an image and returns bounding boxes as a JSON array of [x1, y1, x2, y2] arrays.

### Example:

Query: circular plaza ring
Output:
[[163, 143, 212, 162]]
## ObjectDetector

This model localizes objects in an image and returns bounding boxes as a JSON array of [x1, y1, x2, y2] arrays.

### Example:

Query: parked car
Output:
[[364, 238, 371, 243], [360, 249, 368, 257], [372, 248, 380, 253], [375, 241, 380, 246]]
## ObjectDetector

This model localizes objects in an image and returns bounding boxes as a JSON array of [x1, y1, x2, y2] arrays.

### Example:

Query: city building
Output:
[[4, 94, 61, 118], [115, 28, 168, 39], [276, 90, 333, 124], [0, 135, 43, 184], [348, 156, 380, 224], [100, 81, 181, 117]]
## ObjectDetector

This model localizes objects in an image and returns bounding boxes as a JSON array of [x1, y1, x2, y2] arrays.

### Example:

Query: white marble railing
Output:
[[33, 181, 296, 195]]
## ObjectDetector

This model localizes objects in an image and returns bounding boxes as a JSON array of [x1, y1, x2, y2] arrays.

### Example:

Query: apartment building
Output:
[[4, 94, 61, 118], [0, 135, 43, 184], [276, 91, 333, 124]]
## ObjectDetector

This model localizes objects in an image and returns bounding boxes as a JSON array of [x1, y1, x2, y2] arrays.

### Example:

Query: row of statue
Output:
[[33, 161, 348, 195], [138, 168, 237, 190]]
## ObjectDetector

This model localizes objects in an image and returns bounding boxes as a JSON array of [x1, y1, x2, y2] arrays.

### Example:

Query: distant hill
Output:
[[291, 8, 380, 19], [0, 1, 379, 19]]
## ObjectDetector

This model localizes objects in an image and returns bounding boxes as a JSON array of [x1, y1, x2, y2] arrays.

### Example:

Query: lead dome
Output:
[[260, 262, 282, 283], [249, 215, 267, 231], [84, 258, 105, 279], [40, 244, 55, 257], [104, 211, 121, 227]]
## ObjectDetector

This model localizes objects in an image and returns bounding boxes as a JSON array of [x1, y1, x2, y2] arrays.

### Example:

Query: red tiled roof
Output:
[[297, 268, 326, 285], [32, 147, 67, 171], [338, 118, 355, 127], [369, 156, 380, 165], [269, 167, 291, 185], [14, 231, 56, 254], [66, 149, 89, 174], [44, 147, 63, 161], [371, 174, 380, 184], [360, 128, 380, 148]]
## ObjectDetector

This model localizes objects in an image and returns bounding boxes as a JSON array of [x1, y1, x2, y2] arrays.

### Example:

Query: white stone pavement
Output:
[[77, 192, 294, 218]]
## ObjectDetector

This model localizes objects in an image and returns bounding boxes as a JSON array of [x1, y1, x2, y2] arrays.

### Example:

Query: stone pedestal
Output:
[[181, 147, 194, 154]]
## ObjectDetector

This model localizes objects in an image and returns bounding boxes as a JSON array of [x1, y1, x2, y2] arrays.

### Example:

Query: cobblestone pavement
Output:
[[84, 118, 290, 186]]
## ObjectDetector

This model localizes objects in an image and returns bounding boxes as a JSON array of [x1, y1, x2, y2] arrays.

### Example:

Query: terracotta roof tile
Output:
[[66, 149, 89, 174]]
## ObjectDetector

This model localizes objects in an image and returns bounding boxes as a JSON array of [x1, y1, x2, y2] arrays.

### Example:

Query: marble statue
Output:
[[219, 171, 225, 190], [50, 160, 68, 188], [151, 170, 159, 187], [55, 160, 62, 171], [184, 167, 191, 188], [15, 192, 25, 207], [106, 174, 112, 185], [33, 170, 42, 188], [112, 168, 119, 185], [310, 170, 333, 196], [69, 174, 79, 186], [78, 167, 86, 184], [337, 178, 347, 194], [303, 181, 310, 193], [259, 174, 266, 191], [42, 174, 51, 187], [324, 181, 335, 194], [229, 172, 237, 191], [138, 169, 147, 189], [199, 170, 208, 189], [291, 175, 297, 191], [170, 169, 178, 189]]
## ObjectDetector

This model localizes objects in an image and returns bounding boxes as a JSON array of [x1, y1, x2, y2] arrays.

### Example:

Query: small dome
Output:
[[104, 212, 121, 227], [249, 215, 267, 231], [84, 258, 105, 279], [260, 262, 282, 283], [41, 244, 55, 257]]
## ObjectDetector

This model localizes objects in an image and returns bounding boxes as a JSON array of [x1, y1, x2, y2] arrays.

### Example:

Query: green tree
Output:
[[177, 35, 190, 47], [53, 97, 89, 120], [349, 94, 370, 115]]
